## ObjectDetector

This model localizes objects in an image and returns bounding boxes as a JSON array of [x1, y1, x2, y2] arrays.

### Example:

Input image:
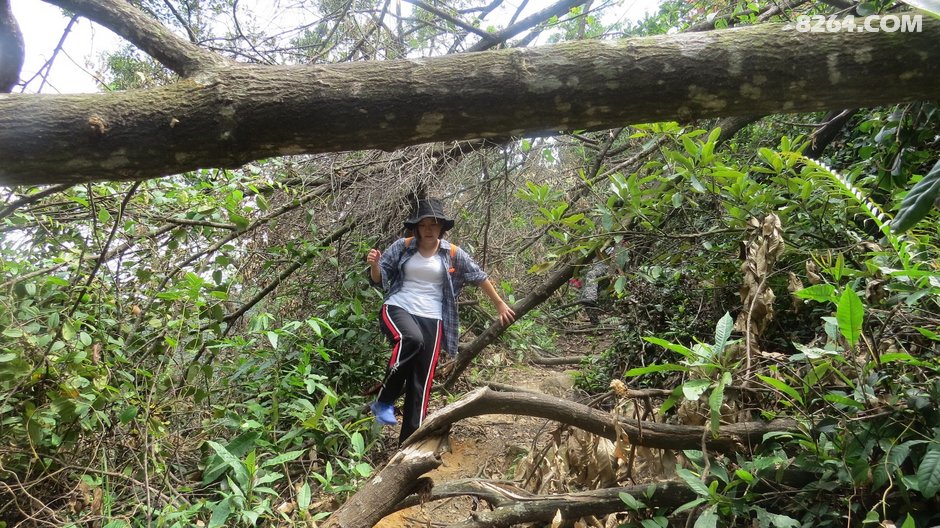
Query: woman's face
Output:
[[416, 218, 443, 241]]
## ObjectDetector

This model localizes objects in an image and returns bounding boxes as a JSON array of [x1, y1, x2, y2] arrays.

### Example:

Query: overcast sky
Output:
[[11, 0, 660, 94]]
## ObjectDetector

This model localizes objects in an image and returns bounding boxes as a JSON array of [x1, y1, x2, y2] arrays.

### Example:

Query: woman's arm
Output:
[[367, 248, 382, 284], [478, 278, 516, 326]]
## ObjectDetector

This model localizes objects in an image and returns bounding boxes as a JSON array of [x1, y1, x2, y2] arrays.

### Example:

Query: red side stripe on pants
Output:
[[420, 320, 443, 421], [381, 305, 402, 368]]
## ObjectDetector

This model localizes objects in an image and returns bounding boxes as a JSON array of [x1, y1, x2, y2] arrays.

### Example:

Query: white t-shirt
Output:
[[386, 252, 444, 319]]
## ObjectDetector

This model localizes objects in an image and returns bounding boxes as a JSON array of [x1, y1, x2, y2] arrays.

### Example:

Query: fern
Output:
[[791, 154, 916, 271]]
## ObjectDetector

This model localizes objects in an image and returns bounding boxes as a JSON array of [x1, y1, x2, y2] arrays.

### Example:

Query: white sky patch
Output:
[[11, 0, 121, 93]]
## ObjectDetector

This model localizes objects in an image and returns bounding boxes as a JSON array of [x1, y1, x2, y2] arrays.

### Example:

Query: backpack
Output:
[[404, 237, 458, 274]]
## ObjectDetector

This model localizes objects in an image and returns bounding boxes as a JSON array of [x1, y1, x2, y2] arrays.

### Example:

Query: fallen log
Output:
[[323, 435, 449, 528], [406, 385, 802, 453]]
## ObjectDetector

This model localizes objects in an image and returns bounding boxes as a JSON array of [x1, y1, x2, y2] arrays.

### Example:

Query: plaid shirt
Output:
[[371, 237, 487, 356]]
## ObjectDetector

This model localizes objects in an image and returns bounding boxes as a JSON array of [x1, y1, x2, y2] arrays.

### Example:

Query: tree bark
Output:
[[2, 16, 939, 186], [323, 435, 449, 528], [804, 108, 857, 158]]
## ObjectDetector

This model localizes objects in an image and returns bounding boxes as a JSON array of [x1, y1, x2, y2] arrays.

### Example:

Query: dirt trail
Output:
[[375, 333, 604, 527]]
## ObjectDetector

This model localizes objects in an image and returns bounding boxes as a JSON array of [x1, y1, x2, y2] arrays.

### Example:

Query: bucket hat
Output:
[[403, 198, 455, 232]]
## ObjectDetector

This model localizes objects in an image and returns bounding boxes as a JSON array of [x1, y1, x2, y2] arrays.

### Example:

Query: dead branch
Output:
[[408, 386, 801, 453], [444, 252, 595, 388], [398, 478, 698, 528]]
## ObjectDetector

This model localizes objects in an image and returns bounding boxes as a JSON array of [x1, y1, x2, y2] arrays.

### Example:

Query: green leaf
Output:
[[206, 440, 250, 486], [916, 446, 940, 498], [229, 212, 250, 231], [208, 499, 232, 528], [916, 326, 940, 341], [297, 482, 312, 510], [676, 467, 711, 497], [735, 469, 754, 483], [708, 371, 732, 435], [79, 332, 92, 347], [118, 405, 139, 424], [693, 505, 719, 528], [643, 336, 693, 358], [682, 379, 711, 401], [619, 492, 646, 510], [1, 327, 23, 338], [836, 289, 864, 348], [681, 136, 700, 158], [672, 497, 708, 515], [823, 393, 863, 408], [355, 462, 373, 477], [255, 472, 283, 486], [266, 331, 279, 349], [625, 363, 686, 376], [351, 432, 365, 454], [893, 159, 940, 233], [794, 284, 836, 303], [641, 517, 669, 528], [900, 513, 917, 528], [98, 208, 111, 224], [262, 450, 305, 468], [0, 352, 17, 363], [712, 312, 734, 355], [754, 506, 801, 528], [880, 352, 914, 363]]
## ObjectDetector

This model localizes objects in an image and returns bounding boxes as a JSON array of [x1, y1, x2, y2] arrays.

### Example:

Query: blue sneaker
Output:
[[370, 401, 397, 425]]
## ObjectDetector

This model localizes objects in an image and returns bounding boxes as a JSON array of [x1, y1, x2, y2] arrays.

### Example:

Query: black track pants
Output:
[[377, 304, 443, 443]]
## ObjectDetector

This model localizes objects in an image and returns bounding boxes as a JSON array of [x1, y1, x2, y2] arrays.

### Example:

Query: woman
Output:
[[366, 198, 515, 444]]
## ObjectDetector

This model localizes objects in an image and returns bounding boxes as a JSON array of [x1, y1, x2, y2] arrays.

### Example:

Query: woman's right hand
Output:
[[367, 249, 382, 283]]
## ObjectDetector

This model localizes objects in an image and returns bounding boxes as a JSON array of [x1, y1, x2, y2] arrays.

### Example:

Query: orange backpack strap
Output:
[[449, 244, 458, 274]]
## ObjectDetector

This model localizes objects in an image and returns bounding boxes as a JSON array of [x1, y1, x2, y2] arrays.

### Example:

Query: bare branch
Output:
[[0, 184, 72, 220], [466, 0, 586, 51]]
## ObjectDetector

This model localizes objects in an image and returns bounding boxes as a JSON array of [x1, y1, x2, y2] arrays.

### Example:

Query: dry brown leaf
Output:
[[787, 271, 804, 312], [806, 260, 822, 284]]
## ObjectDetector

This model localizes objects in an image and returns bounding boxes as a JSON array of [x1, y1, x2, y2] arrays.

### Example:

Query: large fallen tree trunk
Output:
[[2, 15, 939, 185]]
